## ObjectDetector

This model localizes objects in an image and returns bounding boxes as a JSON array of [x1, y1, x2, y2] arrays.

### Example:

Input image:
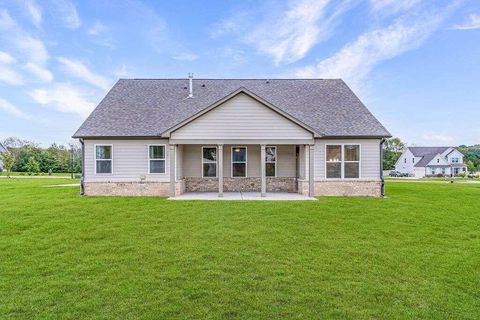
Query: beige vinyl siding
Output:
[[176, 144, 184, 180], [171, 93, 313, 140], [314, 139, 381, 181], [182, 144, 297, 178], [84, 139, 170, 182]]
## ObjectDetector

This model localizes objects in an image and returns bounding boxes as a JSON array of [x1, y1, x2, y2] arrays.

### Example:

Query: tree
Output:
[[383, 137, 405, 170], [0, 151, 15, 177], [25, 156, 40, 175], [467, 160, 476, 173]]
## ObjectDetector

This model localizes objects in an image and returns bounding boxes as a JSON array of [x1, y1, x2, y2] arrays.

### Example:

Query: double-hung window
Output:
[[149, 145, 166, 174], [326, 144, 360, 179], [202, 147, 217, 177], [232, 147, 247, 177], [95, 145, 112, 174], [265, 146, 276, 177], [344, 145, 360, 178]]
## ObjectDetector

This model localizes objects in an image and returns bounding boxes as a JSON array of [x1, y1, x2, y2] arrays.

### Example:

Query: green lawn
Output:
[[1, 179, 479, 319], [0, 171, 76, 177]]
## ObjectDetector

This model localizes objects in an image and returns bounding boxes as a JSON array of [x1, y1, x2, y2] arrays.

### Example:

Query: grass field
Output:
[[1, 179, 479, 319], [0, 171, 75, 177]]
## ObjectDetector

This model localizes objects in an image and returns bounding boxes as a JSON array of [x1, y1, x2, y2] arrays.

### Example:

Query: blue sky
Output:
[[0, 0, 479, 146]]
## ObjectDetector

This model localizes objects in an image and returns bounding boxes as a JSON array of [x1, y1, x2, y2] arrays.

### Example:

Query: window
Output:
[[265, 146, 276, 177], [452, 157, 459, 163], [232, 147, 247, 177], [412, 158, 415, 163], [326, 145, 342, 179], [437, 158, 440, 163], [344, 145, 360, 178], [326, 144, 360, 179], [95, 145, 112, 174], [404, 158, 406, 163], [149, 145, 166, 174], [431, 167, 436, 175], [202, 147, 217, 177], [442, 168, 446, 174]]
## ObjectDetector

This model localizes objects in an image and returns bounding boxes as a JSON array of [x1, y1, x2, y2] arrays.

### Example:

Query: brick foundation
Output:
[[314, 181, 382, 197], [184, 177, 297, 192], [84, 182, 170, 196]]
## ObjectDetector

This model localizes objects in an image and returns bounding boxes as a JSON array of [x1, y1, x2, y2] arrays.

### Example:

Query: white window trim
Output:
[[201, 146, 218, 178], [231, 146, 247, 177], [148, 144, 166, 174], [325, 144, 361, 180], [94, 144, 113, 174], [265, 146, 277, 177]]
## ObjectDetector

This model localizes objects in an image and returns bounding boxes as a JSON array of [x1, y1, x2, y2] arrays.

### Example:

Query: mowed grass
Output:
[[0, 179, 479, 319]]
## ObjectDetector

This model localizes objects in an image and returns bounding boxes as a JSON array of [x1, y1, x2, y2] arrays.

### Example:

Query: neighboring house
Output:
[[0, 142, 6, 171], [73, 77, 391, 197], [395, 146, 467, 178]]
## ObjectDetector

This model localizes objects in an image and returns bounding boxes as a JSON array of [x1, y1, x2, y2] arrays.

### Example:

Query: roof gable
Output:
[[73, 79, 391, 138], [164, 88, 318, 137], [170, 91, 314, 141]]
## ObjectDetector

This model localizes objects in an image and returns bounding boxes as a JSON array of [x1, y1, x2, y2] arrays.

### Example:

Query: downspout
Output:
[[380, 138, 386, 197], [80, 138, 85, 196]]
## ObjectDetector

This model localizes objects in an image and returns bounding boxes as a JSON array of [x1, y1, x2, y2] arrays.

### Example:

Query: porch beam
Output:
[[309, 144, 314, 197], [218, 144, 223, 197], [169, 144, 176, 197], [261, 144, 266, 197]]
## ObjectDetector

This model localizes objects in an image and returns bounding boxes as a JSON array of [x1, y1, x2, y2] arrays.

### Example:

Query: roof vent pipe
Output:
[[188, 73, 193, 98]]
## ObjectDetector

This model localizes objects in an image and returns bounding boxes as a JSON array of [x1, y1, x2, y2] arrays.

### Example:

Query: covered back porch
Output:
[[169, 142, 315, 198]]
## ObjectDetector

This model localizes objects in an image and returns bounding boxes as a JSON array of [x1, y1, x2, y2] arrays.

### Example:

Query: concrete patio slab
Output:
[[169, 192, 316, 201]]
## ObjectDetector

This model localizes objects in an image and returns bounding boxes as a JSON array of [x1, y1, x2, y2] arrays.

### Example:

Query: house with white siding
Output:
[[395, 146, 467, 178], [0, 142, 6, 171], [73, 77, 391, 198]]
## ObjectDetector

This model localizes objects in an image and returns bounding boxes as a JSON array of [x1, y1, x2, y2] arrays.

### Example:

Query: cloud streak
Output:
[[295, 8, 449, 90], [452, 13, 480, 30], [57, 57, 110, 90], [29, 83, 95, 118], [0, 51, 23, 85], [53, 0, 81, 29], [24, 0, 42, 28], [213, 0, 354, 65], [0, 98, 31, 119]]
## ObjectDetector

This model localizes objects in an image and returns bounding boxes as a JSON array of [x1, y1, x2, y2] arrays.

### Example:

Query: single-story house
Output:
[[73, 77, 391, 198], [395, 146, 467, 178]]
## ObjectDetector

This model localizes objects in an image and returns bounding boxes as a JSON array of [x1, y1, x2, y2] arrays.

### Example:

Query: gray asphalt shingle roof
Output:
[[408, 147, 451, 167], [73, 79, 391, 138]]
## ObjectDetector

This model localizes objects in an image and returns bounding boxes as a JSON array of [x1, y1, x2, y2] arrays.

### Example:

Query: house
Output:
[[395, 146, 467, 178], [0, 142, 6, 171], [73, 77, 391, 198]]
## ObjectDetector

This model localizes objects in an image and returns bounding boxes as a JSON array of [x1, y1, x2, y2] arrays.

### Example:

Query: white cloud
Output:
[[295, 11, 447, 90], [370, 0, 421, 14], [452, 13, 480, 30], [29, 83, 95, 118], [0, 98, 31, 119], [0, 51, 23, 85], [0, 10, 49, 65], [172, 52, 199, 61], [113, 64, 132, 78], [24, 0, 42, 28], [24, 62, 53, 82], [213, 0, 353, 65], [0, 51, 15, 64], [88, 21, 107, 35], [53, 0, 81, 29], [422, 134, 454, 143], [57, 57, 110, 90]]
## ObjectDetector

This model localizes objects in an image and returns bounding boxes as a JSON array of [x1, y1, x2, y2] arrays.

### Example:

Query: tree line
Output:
[[1, 137, 81, 176], [383, 137, 480, 172]]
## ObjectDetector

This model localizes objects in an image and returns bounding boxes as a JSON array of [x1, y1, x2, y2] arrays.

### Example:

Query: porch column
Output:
[[261, 144, 266, 197], [169, 144, 176, 197], [218, 144, 223, 197], [309, 144, 314, 197]]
